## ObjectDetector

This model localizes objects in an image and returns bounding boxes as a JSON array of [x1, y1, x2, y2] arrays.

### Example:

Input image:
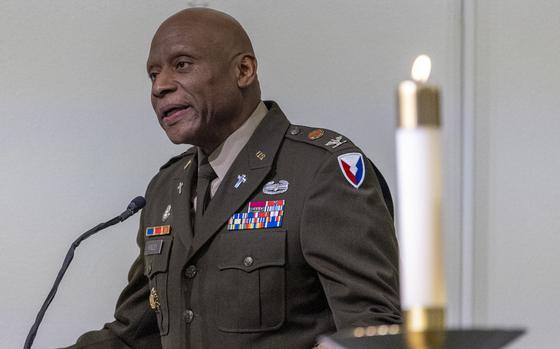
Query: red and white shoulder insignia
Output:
[[337, 153, 365, 189]]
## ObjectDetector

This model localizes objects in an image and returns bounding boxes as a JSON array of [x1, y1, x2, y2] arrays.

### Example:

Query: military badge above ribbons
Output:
[[338, 152, 365, 189], [263, 180, 289, 195], [227, 200, 285, 231]]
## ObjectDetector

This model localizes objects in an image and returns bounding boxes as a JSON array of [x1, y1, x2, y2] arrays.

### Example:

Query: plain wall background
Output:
[[1, 1, 556, 348], [473, 1, 560, 348]]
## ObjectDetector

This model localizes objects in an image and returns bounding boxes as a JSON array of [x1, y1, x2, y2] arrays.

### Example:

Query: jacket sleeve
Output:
[[300, 150, 402, 329], [59, 196, 161, 348]]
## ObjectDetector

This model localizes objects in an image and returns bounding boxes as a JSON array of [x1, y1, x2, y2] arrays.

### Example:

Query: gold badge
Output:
[[256, 151, 266, 161], [149, 287, 161, 312], [307, 129, 324, 140]]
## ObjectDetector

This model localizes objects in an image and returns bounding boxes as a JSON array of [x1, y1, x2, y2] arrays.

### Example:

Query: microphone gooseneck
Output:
[[24, 196, 146, 349]]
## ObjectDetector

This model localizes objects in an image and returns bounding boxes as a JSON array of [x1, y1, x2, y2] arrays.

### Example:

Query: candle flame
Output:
[[411, 55, 431, 83]]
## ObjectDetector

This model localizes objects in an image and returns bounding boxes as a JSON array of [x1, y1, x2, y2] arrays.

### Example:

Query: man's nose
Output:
[[152, 69, 177, 98]]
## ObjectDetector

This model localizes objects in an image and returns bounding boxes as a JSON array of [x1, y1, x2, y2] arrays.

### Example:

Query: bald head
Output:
[[147, 8, 261, 153], [156, 8, 255, 58]]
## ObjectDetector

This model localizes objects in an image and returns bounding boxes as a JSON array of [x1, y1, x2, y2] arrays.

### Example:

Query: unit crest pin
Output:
[[162, 204, 172, 222], [307, 129, 324, 140]]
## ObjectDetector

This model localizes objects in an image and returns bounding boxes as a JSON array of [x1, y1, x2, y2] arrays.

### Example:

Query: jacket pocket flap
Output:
[[217, 230, 286, 273], [144, 236, 173, 277]]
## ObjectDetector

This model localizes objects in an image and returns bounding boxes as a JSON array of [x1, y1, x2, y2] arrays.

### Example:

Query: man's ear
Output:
[[236, 54, 257, 88]]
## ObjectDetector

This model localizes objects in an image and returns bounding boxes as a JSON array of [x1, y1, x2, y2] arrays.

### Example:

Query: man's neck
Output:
[[200, 99, 261, 155]]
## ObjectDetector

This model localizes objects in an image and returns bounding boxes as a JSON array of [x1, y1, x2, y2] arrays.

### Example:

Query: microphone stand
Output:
[[24, 197, 145, 349]]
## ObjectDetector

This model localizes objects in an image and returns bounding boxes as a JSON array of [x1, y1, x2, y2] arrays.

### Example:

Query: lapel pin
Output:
[[256, 151, 266, 161], [162, 204, 172, 222], [177, 181, 184, 195], [234, 174, 247, 189]]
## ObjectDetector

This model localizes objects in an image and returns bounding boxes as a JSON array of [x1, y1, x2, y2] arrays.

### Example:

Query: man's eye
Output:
[[149, 72, 158, 81], [176, 61, 190, 69]]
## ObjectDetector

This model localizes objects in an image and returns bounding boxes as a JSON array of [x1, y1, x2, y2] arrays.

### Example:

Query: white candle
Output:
[[397, 55, 446, 311]]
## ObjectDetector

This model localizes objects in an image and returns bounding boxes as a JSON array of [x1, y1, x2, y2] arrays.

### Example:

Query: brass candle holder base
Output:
[[404, 307, 445, 349], [320, 307, 524, 349]]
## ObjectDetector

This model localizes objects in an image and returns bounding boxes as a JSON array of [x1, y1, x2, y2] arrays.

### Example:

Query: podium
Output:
[[321, 327, 525, 349]]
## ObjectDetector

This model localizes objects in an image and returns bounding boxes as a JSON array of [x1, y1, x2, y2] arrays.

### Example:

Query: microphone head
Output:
[[127, 196, 146, 213]]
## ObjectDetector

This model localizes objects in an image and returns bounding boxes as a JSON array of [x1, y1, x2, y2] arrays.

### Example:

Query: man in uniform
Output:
[[63, 7, 400, 349]]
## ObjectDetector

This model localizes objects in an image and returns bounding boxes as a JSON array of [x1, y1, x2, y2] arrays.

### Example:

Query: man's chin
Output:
[[165, 131, 195, 145]]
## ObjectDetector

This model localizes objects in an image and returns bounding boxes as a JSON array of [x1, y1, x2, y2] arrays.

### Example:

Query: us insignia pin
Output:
[[146, 225, 171, 236], [263, 180, 289, 194], [256, 151, 266, 160], [337, 153, 365, 189], [162, 204, 172, 221]]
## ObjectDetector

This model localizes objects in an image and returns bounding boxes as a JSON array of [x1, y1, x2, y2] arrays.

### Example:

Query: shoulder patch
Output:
[[285, 125, 354, 152], [338, 152, 365, 189], [159, 148, 196, 170]]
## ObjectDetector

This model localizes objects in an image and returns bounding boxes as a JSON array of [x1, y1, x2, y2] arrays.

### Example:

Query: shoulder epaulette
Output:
[[159, 147, 196, 170], [284, 124, 355, 153]]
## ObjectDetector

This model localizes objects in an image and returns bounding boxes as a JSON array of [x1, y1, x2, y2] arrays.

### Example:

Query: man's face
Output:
[[147, 20, 242, 148]]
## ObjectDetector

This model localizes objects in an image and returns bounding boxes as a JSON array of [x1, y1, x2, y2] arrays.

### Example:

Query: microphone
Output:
[[24, 196, 146, 349], [119, 196, 147, 221]]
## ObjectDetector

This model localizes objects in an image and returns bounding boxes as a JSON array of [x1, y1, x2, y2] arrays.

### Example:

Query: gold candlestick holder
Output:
[[404, 307, 445, 349]]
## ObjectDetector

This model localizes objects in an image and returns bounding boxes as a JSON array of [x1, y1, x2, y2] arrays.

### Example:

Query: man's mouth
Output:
[[160, 104, 192, 125]]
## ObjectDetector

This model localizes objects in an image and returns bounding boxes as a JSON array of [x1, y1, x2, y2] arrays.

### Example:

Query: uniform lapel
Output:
[[187, 103, 290, 260], [172, 154, 197, 253]]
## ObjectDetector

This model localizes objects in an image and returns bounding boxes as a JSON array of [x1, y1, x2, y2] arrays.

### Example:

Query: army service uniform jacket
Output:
[[65, 102, 401, 349]]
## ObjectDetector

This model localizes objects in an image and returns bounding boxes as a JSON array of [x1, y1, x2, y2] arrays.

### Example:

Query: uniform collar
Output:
[[186, 101, 290, 260], [197, 101, 268, 180]]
